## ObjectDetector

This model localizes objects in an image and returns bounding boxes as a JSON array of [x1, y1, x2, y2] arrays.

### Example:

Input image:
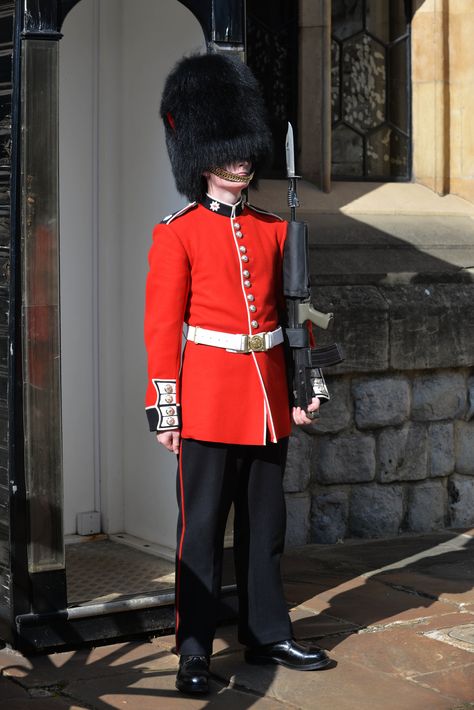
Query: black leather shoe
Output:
[[175, 655, 210, 694], [245, 639, 331, 671]]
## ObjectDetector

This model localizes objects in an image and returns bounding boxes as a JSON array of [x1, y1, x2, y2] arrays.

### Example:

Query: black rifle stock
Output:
[[283, 207, 343, 418]]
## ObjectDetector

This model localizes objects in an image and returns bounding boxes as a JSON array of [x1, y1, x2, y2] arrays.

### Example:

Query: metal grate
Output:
[[65, 540, 175, 606]]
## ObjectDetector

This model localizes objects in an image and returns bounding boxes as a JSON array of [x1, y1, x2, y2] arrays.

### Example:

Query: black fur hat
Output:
[[160, 53, 272, 203]]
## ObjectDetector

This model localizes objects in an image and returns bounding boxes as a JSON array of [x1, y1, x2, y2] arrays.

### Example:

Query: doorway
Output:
[[58, 0, 205, 604]]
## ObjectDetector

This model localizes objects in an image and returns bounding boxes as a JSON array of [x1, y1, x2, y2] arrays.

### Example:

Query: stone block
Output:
[[412, 371, 467, 421], [455, 421, 474, 475], [466, 375, 474, 421], [313, 376, 352, 434], [385, 285, 474, 370], [311, 489, 349, 544], [352, 376, 410, 429], [283, 428, 312, 493], [285, 493, 311, 547], [378, 423, 428, 482], [349, 484, 404, 538], [311, 286, 389, 374], [407, 480, 446, 532], [448, 475, 474, 528], [429, 422, 455, 477], [314, 431, 376, 484]]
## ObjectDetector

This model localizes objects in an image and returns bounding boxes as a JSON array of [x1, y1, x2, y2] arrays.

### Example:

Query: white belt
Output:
[[186, 325, 284, 353]]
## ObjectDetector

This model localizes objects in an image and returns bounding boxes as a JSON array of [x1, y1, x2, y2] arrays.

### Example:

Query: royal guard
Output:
[[144, 53, 331, 695]]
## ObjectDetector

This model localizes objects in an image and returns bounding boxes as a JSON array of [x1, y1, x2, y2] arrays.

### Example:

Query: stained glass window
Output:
[[331, 0, 411, 180]]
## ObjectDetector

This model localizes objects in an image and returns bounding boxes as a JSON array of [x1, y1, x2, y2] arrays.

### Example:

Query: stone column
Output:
[[298, 0, 331, 191], [412, 0, 450, 195]]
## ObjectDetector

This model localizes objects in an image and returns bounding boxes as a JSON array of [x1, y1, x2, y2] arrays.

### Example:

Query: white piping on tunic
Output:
[[230, 204, 278, 445], [163, 202, 197, 224]]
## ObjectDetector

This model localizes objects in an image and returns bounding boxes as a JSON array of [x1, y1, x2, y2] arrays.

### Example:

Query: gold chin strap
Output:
[[209, 166, 255, 183]]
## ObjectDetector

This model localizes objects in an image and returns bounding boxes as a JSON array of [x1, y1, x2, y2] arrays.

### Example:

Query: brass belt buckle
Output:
[[248, 334, 266, 352]]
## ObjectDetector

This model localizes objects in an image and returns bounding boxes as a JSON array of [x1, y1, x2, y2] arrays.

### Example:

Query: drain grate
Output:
[[425, 623, 474, 653], [448, 624, 474, 645]]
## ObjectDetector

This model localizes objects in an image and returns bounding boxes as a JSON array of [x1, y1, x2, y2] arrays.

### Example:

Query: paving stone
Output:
[[66, 668, 283, 709], [283, 427, 312, 493], [318, 624, 474, 679], [2, 641, 175, 687], [284, 531, 465, 580], [412, 371, 467, 421], [352, 376, 410, 429], [409, 664, 474, 704], [455, 421, 474, 475], [3, 701, 88, 709], [212, 651, 453, 710], [375, 568, 474, 606], [311, 488, 349, 543], [391, 611, 474, 634], [429, 421, 455, 477], [315, 431, 376, 484], [378, 422, 429, 482], [349, 484, 404, 537], [289, 606, 359, 638], [0, 675, 29, 700], [407, 480, 447, 533], [283, 576, 453, 629]]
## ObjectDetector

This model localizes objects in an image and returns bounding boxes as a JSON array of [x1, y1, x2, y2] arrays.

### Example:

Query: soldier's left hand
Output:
[[292, 396, 320, 425]]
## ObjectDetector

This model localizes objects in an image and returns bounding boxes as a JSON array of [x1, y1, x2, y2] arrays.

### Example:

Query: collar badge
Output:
[[210, 200, 220, 212]]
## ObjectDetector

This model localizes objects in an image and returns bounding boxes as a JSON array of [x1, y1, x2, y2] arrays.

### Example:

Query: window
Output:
[[331, 0, 411, 180]]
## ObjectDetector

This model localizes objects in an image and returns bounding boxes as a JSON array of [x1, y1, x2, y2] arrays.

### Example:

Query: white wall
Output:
[[59, 0, 100, 534], [120, 1, 204, 551], [59, 0, 204, 551]]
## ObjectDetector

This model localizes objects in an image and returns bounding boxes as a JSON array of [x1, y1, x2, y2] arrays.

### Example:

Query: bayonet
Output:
[[282, 123, 343, 418]]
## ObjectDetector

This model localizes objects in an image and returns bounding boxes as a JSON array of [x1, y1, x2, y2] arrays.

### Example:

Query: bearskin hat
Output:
[[160, 53, 272, 203]]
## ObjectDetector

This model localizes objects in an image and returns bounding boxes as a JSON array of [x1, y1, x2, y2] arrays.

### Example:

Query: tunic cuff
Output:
[[146, 379, 181, 431]]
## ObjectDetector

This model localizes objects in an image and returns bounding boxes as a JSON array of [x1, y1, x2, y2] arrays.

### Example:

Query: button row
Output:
[[234, 218, 258, 330]]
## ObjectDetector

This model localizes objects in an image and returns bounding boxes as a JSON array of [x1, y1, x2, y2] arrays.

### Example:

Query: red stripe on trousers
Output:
[[175, 439, 186, 650]]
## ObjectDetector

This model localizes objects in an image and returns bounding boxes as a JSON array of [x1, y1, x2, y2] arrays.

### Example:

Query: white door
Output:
[[59, 0, 205, 556]]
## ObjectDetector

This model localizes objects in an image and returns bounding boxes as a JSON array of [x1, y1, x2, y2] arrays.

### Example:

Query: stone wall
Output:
[[284, 282, 474, 545]]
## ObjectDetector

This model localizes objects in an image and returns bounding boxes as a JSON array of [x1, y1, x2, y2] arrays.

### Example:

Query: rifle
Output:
[[283, 122, 343, 419]]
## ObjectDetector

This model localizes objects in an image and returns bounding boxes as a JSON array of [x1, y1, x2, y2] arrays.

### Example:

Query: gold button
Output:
[[241, 255, 249, 262], [247, 294, 255, 301], [244, 280, 251, 287], [234, 222, 240, 229], [166, 408, 175, 415], [164, 384, 173, 393], [251, 320, 259, 328], [165, 395, 173, 403], [166, 417, 176, 426], [249, 305, 257, 312], [236, 230, 243, 238], [239, 245, 247, 253], [243, 270, 250, 277]]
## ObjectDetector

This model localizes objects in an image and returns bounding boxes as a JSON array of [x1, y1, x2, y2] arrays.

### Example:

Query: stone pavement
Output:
[[0, 529, 473, 709]]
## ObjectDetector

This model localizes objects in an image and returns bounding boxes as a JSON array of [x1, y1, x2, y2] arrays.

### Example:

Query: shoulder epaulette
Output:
[[245, 202, 284, 221], [161, 202, 198, 224]]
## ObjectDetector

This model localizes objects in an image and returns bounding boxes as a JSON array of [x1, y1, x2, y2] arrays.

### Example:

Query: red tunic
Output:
[[144, 196, 291, 445]]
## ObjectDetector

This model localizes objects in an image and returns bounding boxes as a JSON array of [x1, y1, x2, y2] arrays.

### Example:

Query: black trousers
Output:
[[175, 437, 292, 656]]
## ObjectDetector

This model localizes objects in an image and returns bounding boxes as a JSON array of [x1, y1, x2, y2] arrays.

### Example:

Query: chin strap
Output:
[[208, 166, 255, 184]]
